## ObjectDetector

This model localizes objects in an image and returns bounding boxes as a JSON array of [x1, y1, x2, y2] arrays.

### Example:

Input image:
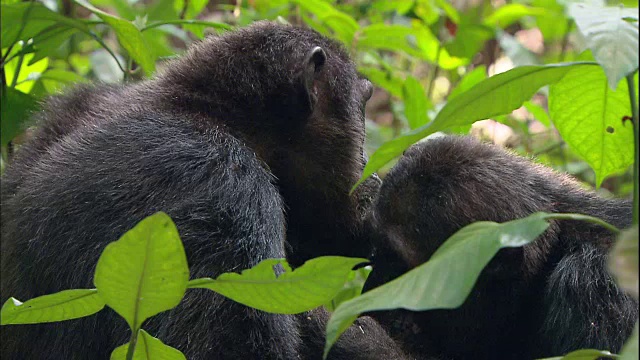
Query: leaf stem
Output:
[[544, 213, 621, 234], [626, 73, 639, 226], [125, 327, 139, 360]]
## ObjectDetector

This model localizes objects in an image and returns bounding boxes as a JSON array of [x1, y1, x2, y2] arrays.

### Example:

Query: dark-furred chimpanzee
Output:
[[0, 22, 409, 360], [366, 135, 637, 360]]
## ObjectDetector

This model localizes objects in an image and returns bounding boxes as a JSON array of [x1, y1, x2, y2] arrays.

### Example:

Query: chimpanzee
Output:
[[0, 22, 409, 359], [366, 135, 637, 359]]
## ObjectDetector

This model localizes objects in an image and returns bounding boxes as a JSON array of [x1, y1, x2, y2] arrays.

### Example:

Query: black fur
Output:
[[1, 22, 406, 359], [366, 135, 637, 359]]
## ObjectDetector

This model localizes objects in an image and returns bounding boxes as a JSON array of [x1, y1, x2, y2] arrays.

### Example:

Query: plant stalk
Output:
[[626, 73, 638, 226]]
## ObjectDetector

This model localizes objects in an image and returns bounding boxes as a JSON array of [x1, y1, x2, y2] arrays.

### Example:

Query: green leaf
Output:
[[111, 329, 186, 360], [402, 76, 432, 129], [435, 0, 461, 24], [533, 0, 570, 41], [4, 47, 49, 93], [141, 19, 232, 33], [1, 86, 38, 146], [189, 256, 368, 314], [29, 26, 81, 65], [357, 24, 421, 57], [449, 65, 487, 100], [323, 213, 551, 358], [75, 0, 156, 76], [620, 323, 639, 360], [484, 4, 548, 28], [1, 2, 89, 48], [549, 65, 634, 186], [294, 0, 359, 45], [93, 212, 189, 330], [445, 24, 494, 59], [609, 226, 639, 299], [1, 289, 105, 325], [570, 3, 639, 89], [542, 348, 619, 359], [523, 100, 551, 127], [39, 69, 90, 94], [354, 62, 598, 191], [371, 0, 414, 15], [325, 266, 372, 312], [173, 0, 207, 19], [358, 66, 404, 98]]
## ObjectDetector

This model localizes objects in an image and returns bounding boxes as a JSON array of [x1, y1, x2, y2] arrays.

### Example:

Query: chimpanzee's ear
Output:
[[300, 46, 326, 111]]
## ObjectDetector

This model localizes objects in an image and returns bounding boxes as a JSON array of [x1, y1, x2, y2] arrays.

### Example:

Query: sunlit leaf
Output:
[[189, 256, 367, 314], [403, 76, 431, 129], [294, 0, 358, 45], [1, 289, 105, 325], [94, 212, 189, 330], [549, 65, 634, 186], [111, 329, 186, 360], [325, 266, 372, 312]]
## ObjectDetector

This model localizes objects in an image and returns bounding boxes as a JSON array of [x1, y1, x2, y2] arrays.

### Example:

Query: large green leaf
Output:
[[111, 329, 186, 360], [188, 256, 368, 314], [1, 289, 105, 325], [549, 65, 634, 186], [93, 212, 189, 330], [1, 86, 38, 146], [570, 3, 639, 89], [354, 62, 598, 191], [325, 266, 372, 312], [402, 76, 431, 129], [323, 213, 551, 358], [75, 0, 156, 76]]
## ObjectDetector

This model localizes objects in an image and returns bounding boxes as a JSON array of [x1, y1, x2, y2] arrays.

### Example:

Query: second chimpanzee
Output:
[[366, 135, 637, 360]]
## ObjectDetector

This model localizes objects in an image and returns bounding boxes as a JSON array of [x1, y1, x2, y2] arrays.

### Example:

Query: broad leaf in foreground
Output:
[[189, 256, 368, 314], [1, 289, 105, 325], [111, 329, 186, 360], [323, 213, 551, 358], [94, 212, 189, 331]]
